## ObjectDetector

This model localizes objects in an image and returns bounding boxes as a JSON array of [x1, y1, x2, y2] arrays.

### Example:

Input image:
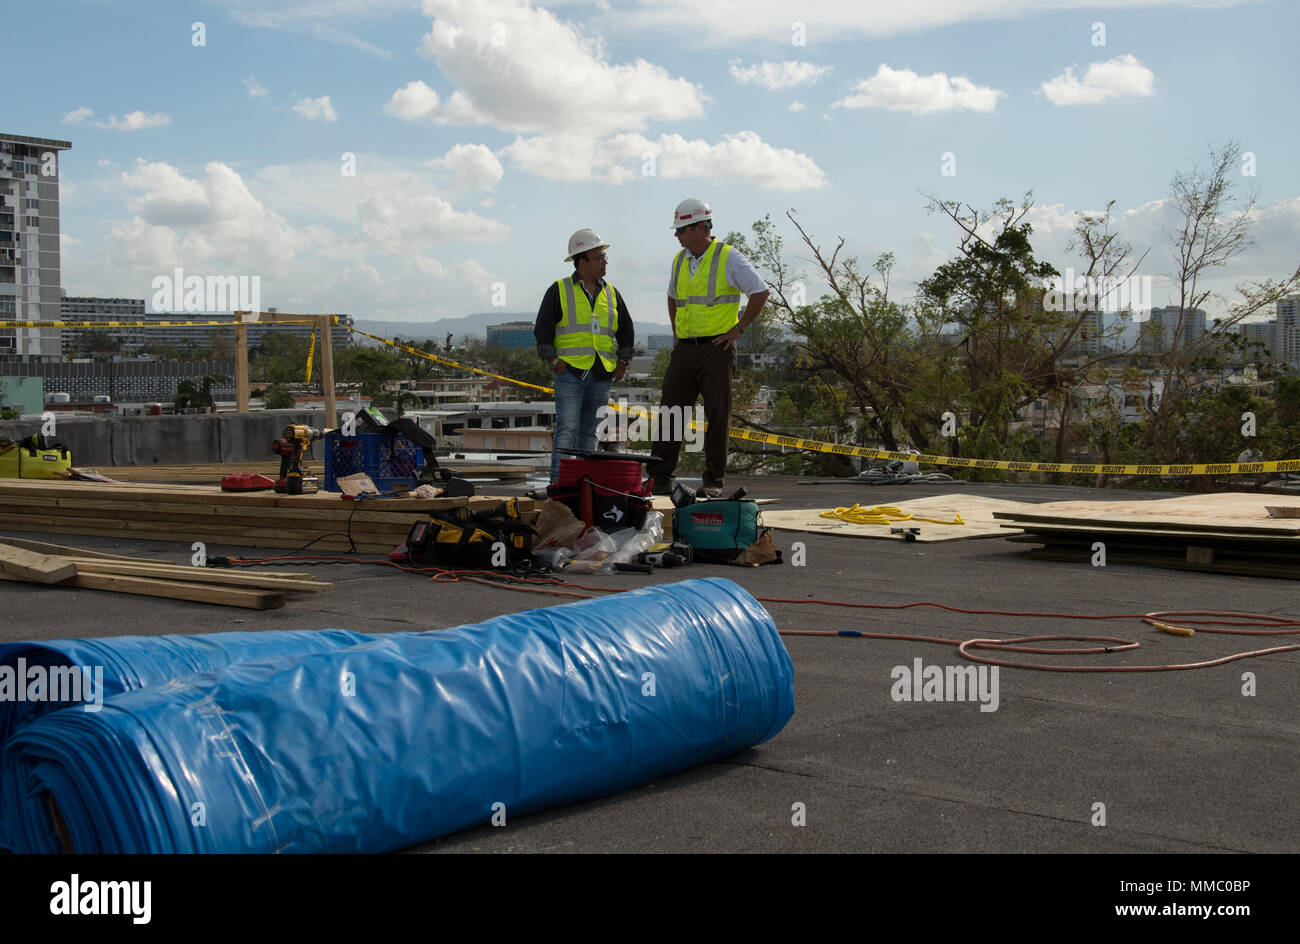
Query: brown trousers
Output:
[[650, 339, 735, 489]]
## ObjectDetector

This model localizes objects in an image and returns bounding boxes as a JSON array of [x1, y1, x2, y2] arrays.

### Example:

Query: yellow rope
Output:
[[818, 504, 965, 527]]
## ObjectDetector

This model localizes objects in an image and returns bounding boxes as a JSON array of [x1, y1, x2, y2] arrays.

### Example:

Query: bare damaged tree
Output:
[[735, 211, 953, 452], [1141, 141, 1300, 459]]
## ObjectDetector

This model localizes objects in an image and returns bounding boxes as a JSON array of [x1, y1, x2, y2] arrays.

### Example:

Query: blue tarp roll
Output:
[[0, 630, 372, 850], [3, 578, 794, 853]]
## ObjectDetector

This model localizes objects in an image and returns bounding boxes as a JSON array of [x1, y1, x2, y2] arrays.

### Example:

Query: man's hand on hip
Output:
[[551, 359, 567, 374], [712, 326, 742, 351]]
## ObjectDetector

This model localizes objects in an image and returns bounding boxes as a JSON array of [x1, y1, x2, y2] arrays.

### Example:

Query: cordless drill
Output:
[[271, 424, 323, 494]]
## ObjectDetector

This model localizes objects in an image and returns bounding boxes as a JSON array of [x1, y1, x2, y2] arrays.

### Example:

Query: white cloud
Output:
[[62, 107, 93, 126], [65, 154, 505, 321], [833, 64, 1003, 114], [729, 60, 832, 90], [110, 160, 311, 284], [1041, 54, 1156, 105], [224, 0, 406, 56], [358, 192, 507, 254], [409, 0, 706, 135], [293, 95, 338, 121], [426, 143, 504, 192], [788, 101, 807, 113], [92, 111, 171, 131], [620, 0, 1249, 44], [308, 22, 393, 58], [243, 75, 269, 99], [383, 80, 440, 121], [502, 130, 827, 190]]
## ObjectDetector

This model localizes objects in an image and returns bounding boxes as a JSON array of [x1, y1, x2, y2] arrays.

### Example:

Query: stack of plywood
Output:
[[0, 538, 333, 609], [0, 479, 535, 555], [994, 492, 1300, 579]]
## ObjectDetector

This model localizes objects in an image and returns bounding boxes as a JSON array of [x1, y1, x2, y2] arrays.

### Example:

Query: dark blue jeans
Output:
[[551, 366, 612, 482]]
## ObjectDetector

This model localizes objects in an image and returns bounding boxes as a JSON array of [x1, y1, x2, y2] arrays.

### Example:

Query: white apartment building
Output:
[[0, 133, 72, 359]]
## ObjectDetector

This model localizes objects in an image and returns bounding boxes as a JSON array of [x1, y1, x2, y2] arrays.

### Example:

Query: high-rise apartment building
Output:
[[0, 133, 72, 359], [1278, 295, 1300, 365]]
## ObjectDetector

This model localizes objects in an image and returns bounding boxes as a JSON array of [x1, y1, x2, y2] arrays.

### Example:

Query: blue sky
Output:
[[10, 0, 1300, 331]]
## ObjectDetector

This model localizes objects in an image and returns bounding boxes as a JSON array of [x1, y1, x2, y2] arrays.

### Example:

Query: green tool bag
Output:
[[673, 500, 761, 563]]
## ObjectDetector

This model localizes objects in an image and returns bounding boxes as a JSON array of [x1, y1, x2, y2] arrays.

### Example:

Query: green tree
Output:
[[335, 345, 406, 404], [260, 384, 295, 410], [173, 374, 229, 413], [249, 332, 313, 385], [73, 329, 118, 358], [916, 193, 1061, 469]]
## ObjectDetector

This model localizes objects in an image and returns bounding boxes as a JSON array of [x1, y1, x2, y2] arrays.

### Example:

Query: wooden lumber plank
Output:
[[0, 543, 77, 584], [0, 570, 285, 608], [0, 516, 400, 553], [0, 536, 168, 563], [70, 560, 332, 592], [0, 479, 530, 514], [91, 461, 528, 482], [0, 504, 425, 541], [0, 495, 433, 526]]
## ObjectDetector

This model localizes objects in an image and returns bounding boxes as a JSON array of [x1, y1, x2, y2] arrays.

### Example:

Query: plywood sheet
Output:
[[760, 494, 1033, 542], [994, 492, 1300, 535]]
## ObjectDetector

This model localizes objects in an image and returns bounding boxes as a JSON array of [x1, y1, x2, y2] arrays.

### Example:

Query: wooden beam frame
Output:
[[234, 311, 338, 426]]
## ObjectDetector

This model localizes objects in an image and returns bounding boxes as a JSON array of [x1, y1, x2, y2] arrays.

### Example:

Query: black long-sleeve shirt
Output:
[[535, 277, 635, 378]]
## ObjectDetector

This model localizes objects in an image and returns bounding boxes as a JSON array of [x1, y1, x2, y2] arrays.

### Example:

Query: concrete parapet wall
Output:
[[0, 411, 327, 466]]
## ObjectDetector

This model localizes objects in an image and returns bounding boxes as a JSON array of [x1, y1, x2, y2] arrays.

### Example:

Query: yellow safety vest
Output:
[[671, 241, 741, 338], [555, 277, 618, 371]]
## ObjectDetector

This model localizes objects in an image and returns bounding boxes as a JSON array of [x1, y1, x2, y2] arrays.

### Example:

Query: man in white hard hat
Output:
[[535, 228, 635, 483], [649, 199, 769, 497]]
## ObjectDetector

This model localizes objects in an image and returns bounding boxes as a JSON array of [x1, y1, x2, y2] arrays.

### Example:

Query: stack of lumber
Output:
[[0, 479, 536, 555], [994, 492, 1300, 579], [84, 461, 528, 483], [0, 538, 332, 609]]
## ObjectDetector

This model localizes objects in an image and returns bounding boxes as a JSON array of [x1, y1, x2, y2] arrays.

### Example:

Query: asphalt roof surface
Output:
[[2, 475, 1296, 855]]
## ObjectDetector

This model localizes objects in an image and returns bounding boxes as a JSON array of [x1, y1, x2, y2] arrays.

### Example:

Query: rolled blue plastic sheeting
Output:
[[3, 578, 793, 853], [0, 630, 372, 851]]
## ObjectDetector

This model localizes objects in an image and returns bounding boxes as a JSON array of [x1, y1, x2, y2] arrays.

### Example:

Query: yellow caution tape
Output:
[[5, 320, 316, 328], [11, 318, 1293, 477], [819, 504, 965, 527], [305, 326, 316, 384], [349, 327, 1298, 476], [347, 327, 556, 395]]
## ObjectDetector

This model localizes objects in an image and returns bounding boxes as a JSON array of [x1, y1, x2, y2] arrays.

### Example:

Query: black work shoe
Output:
[[650, 479, 676, 496]]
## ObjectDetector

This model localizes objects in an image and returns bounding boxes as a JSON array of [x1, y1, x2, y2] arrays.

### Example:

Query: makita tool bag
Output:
[[673, 500, 762, 562]]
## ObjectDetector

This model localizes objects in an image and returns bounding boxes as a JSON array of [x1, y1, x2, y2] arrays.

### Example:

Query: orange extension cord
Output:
[[229, 554, 1300, 673]]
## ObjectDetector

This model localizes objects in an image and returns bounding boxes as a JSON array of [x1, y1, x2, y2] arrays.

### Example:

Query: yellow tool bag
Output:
[[0, 434, 72, 479]]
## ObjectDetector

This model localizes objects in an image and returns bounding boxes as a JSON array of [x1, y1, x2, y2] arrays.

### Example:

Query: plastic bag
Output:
[[533, 547, 575, 571], [575, 527, 617, 560]]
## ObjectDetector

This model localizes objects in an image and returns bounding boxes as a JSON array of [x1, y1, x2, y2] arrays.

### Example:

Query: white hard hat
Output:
[[565, 228, 610, 262], [672, 198, 713, 231]]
